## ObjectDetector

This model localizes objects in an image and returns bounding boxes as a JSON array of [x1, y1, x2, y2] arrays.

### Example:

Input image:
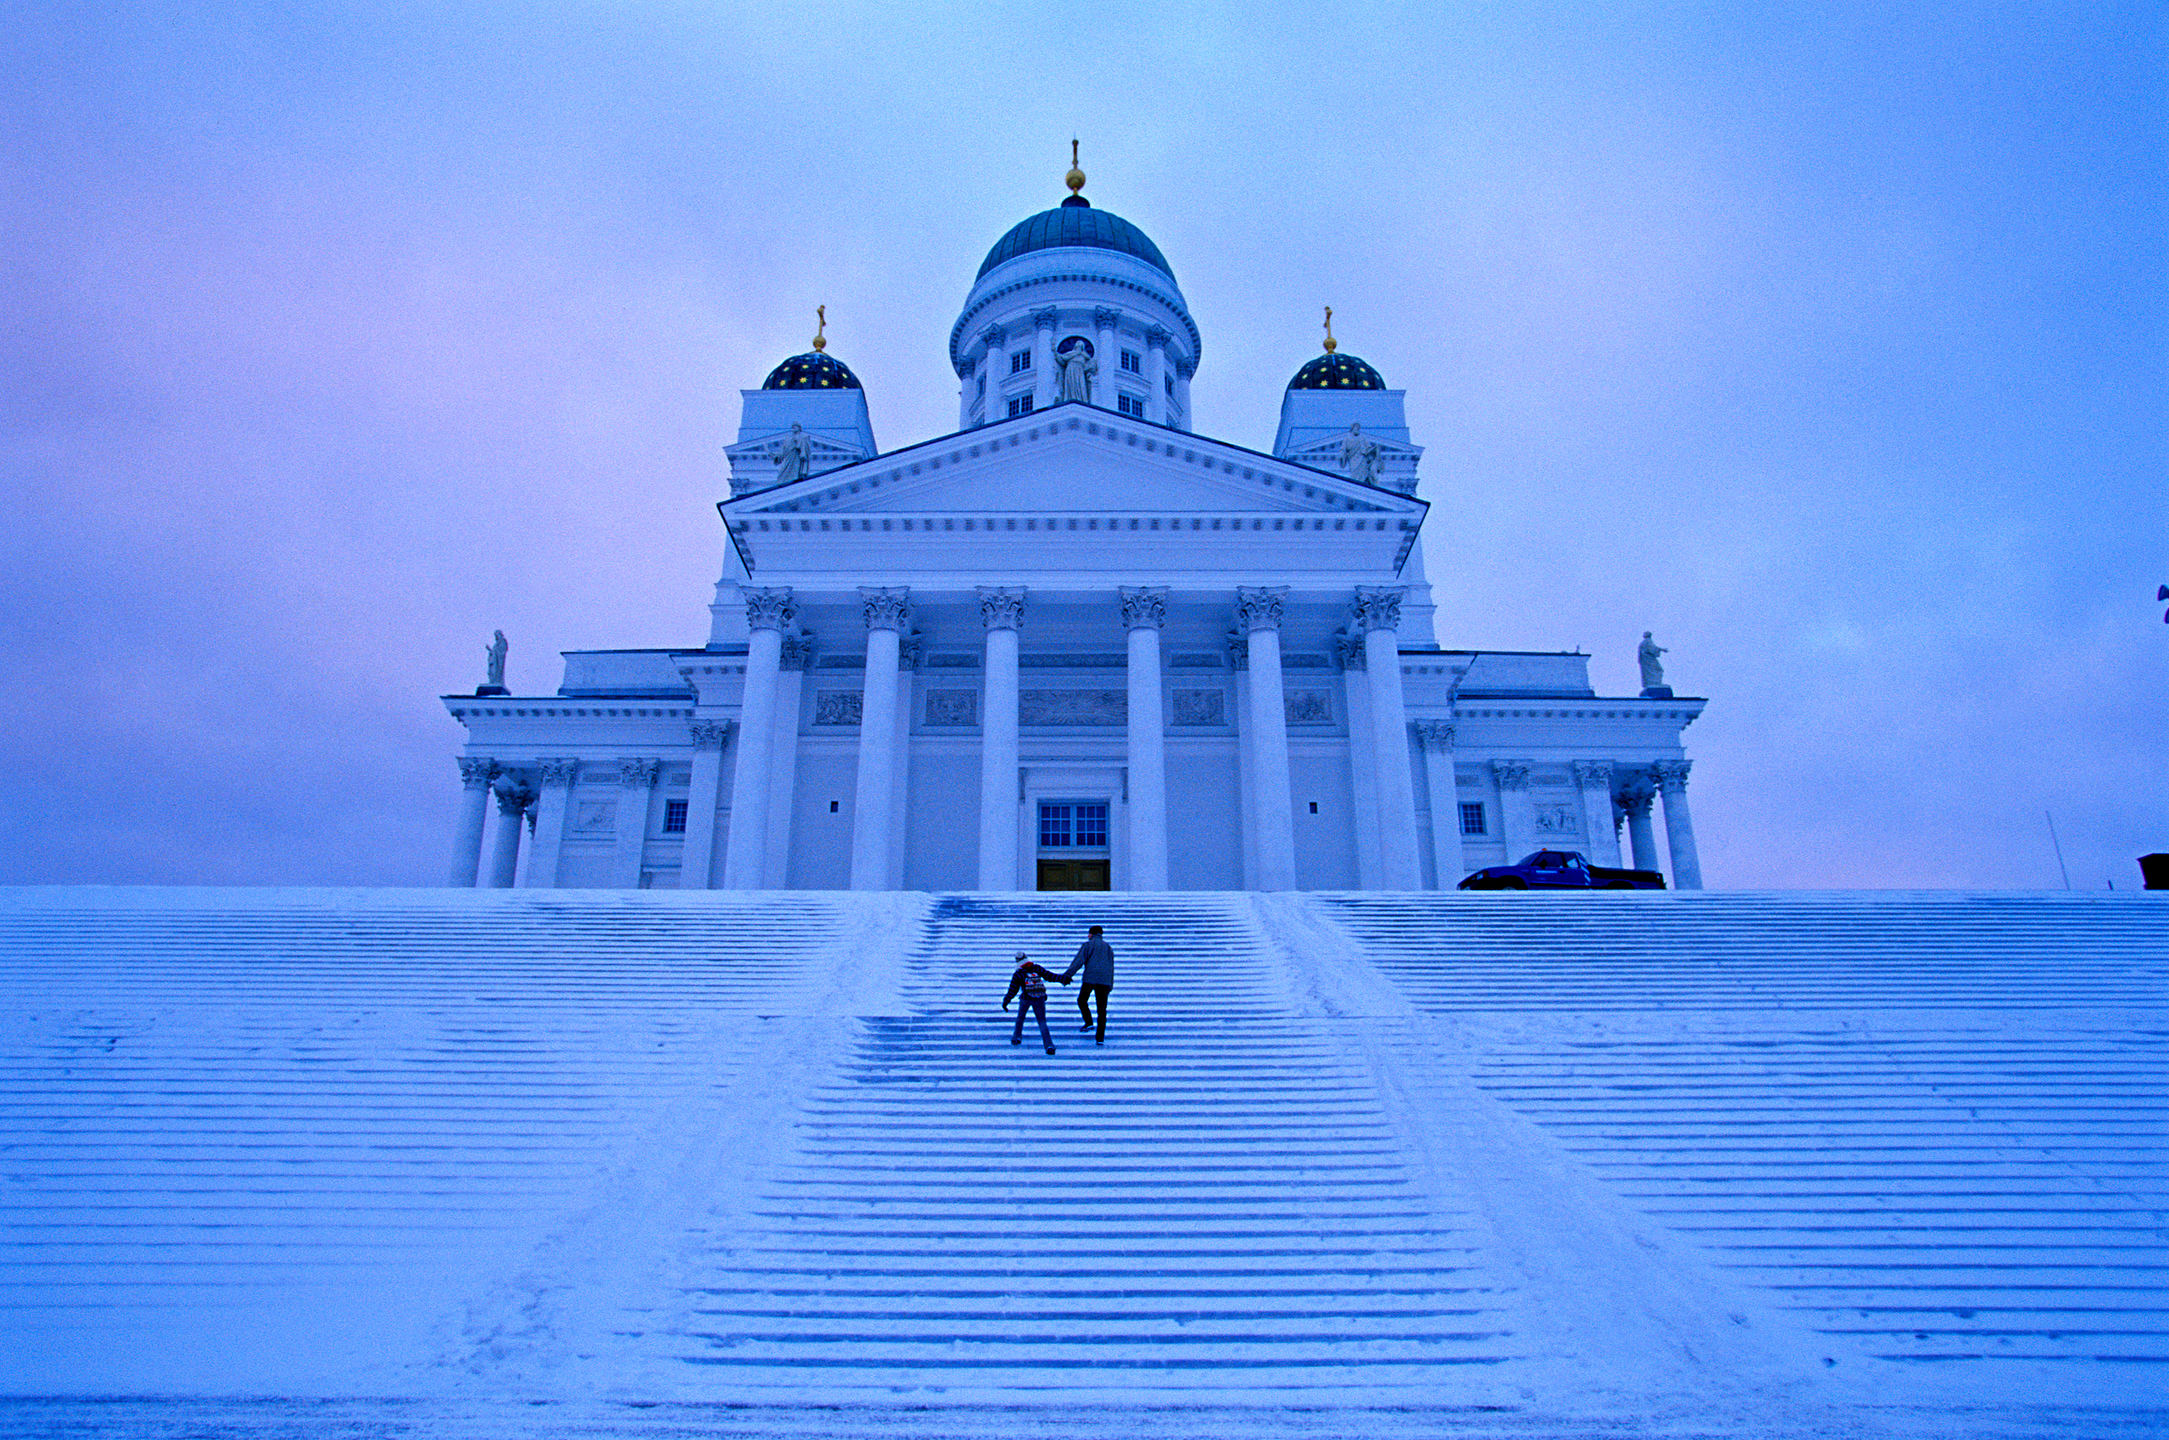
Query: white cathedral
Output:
[[444, 162, 1706, 893]]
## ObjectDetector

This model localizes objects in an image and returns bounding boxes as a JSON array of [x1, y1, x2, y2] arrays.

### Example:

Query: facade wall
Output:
[[1163, 740, 1243, 890]]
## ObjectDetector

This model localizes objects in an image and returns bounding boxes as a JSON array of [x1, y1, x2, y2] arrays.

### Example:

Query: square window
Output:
[[1459, 801, 1487, 836], [1008, 395, 1034, 418], [663, 799, 688, 834], [1117, 393, 1144, 418], [1010, 349, 1031, 373], [1120, 349, 1141, 373], [1075, 803, 1109, 848], [1039, 803, 1072, 848]]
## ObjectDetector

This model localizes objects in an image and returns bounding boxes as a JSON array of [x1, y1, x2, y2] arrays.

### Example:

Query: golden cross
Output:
[[1323, 306, 1337, 353], [813, 304, 827, 352]]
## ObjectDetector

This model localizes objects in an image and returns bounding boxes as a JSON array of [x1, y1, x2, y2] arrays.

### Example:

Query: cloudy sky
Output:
[[3, 3, 2161, 889]]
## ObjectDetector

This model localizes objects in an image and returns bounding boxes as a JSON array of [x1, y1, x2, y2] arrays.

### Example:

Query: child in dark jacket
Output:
[[1002, 953, 1068, 1054]]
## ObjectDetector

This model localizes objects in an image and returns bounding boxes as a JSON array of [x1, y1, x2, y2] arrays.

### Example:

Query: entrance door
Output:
[[1037, 801, 1111, 892]]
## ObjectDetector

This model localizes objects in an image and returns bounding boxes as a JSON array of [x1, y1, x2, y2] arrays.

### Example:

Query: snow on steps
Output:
[[0, 886, 2163, 1438]]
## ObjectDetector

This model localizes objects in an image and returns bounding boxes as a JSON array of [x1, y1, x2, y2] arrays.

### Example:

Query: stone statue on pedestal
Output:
[[1638, 631, 1671, 697], [1340, 423, 1381, 486], [1057, 343, 1096, 404], [478, 630, 509, 696], [772, 423, 811, 488]]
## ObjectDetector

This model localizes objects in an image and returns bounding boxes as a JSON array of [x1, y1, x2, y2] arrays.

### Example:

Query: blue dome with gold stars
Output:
[[762, 350, 861, 390], [1288, 351, 1384, 390]]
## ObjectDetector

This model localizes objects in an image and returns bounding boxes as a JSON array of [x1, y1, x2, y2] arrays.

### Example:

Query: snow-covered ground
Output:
[[0, 887, 2162, 1438]]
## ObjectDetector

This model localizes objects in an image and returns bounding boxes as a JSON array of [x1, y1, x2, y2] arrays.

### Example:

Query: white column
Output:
[[1338, 636, 1382, 889], [681, 721, 731, 888], [1093, 308, 1119, 407], [522, 759, 575, 888], [721, 587, 793, 889], [1493, 760, 1535, 864], [1238, 587, 1297, 890], [1356, 588, 1422, 890], [977, 587, 1025, 890], [1231, 634, 1259, 890], [1145, 327, 1169, 424], [850, 587, 909, 890], [485, 777, 531, 888], [888, 637, 918, 888], [762, 637, 810, 888], [1416, 722, 1465, 889], [1173, 363, 1192, 432], [1031, 310, 1056, 411], [1655, 760, 1703, 889], [978, 326, 1004, 425], [449, 758, 497, 886], [1121, 586, 1169, 890], [1575, 761, 1623, 868], [611, 758, 659, 889], [1620, 780, 1660, 873]]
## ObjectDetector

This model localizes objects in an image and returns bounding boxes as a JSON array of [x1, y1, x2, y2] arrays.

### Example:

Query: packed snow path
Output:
[[0, 886, 2163, 1439]]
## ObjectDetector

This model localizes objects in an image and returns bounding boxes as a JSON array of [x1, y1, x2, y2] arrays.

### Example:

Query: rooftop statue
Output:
[[772, 422, 811, 488], [1638, 631, 1669, 693], [1057, 342, 1095, 404], [1340, 422, 1381, 486], [478, 630, 509, 696]]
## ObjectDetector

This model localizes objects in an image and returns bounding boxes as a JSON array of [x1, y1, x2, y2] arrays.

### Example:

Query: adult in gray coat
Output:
[[1062, 924, 1114, 1045]]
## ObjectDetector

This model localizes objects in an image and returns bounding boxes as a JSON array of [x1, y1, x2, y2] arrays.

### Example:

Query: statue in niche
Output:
[[1638, 631, 1670, 693], [1056, 339, 1096, 404], [1340, 422, 1381, 486], [771, 423, 811, 487], [480, 630, 509, 694]]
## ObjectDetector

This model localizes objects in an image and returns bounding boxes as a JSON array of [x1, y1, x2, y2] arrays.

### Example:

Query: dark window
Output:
[[663, 799, 688, 834], [830, 799, 840, 813], [1459, 801, 1487, 836], [1309, 801, 1319, 814], [1117, 393, 1144, 418], [1008, 395, 1034, 418], [1120, 349, 1141, 373], [1039, 801, 1109, 849], [1010, 349, 1031, 373]]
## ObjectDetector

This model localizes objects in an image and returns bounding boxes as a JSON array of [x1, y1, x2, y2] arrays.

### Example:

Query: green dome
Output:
[[1289, 352, 1384, 390], [762, 351, 862, 390], [977, 196, 1174, 282]]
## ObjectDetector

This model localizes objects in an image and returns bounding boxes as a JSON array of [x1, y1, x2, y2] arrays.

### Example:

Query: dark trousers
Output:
[[1012, 990, 1052, 1048], [1077, 983, 1110, 1041]]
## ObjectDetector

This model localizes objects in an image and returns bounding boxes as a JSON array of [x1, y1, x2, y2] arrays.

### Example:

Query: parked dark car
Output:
[[1459, 850, 1666, 890]]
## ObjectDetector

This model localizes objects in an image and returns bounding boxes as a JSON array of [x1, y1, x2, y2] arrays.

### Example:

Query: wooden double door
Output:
[[1036, 859, 1111, 891]]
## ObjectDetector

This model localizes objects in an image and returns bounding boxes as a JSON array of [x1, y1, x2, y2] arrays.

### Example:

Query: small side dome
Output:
[[1288, 352, 1384, 390], [762, 351, 862, 390]]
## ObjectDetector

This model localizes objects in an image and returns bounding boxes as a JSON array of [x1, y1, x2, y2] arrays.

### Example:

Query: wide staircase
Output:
[[0, 886, 2163, 1438]]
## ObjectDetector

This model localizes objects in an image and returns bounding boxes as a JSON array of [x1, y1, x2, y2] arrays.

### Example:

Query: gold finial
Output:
[[812, 304, 827, 352], [1323, 306, 1337, 354], [1066, 138, 1086, 195]]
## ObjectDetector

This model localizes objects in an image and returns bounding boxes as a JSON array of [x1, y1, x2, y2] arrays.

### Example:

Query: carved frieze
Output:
[[1020, 689, 1126, 726], [925, 690, 979, 727], [814, 691, 864, 727], [1172, 689, 1226, 727], [1285, 689, 1333, 725], [571, 800, 617, 834]]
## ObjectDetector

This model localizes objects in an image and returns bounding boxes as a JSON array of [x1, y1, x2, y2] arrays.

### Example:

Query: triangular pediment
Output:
[[721, 409, 1421, 522]]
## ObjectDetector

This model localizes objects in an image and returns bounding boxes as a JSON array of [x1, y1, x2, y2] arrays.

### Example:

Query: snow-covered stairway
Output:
[[664, 893, 1512, 1397], [0, 886, 884, 1393], [1318, 891, 2169, 1386]]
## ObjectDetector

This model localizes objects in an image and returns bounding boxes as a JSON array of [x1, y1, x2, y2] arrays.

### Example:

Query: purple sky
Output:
[[3, 4, 2162, 889]]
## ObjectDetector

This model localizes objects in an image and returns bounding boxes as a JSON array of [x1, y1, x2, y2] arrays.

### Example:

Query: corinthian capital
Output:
[[978, 585, 1027, 632], [458, 756, 500, 788], [1353, 586, 1406, 634], [688, 720, 733, 751], [1235, 585, 1287, 633], [536, 758, 578, 788], [743, 587, 796, 633], [779, 635, 815, 671], [1652, 759, 1692, 794], [1225, 629, 1250, 671], [1413, 720, 1456, 752], [1093, 307, 1120, 329], [1334, 632, 1366, 672], [1033, 308, 1058, 332], [493, 777, 537, 814], [1492, 759, 1532, 791], [860, 586, 911, 633], [1119, 585, 1169, 632], [1572, 760, 1614, 790], [618, 757, 662, 788]]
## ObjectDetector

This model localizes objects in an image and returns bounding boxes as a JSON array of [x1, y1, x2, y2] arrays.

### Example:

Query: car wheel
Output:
[[1496, 877, 1527, 890], [1602, 880, 1634, 890]]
